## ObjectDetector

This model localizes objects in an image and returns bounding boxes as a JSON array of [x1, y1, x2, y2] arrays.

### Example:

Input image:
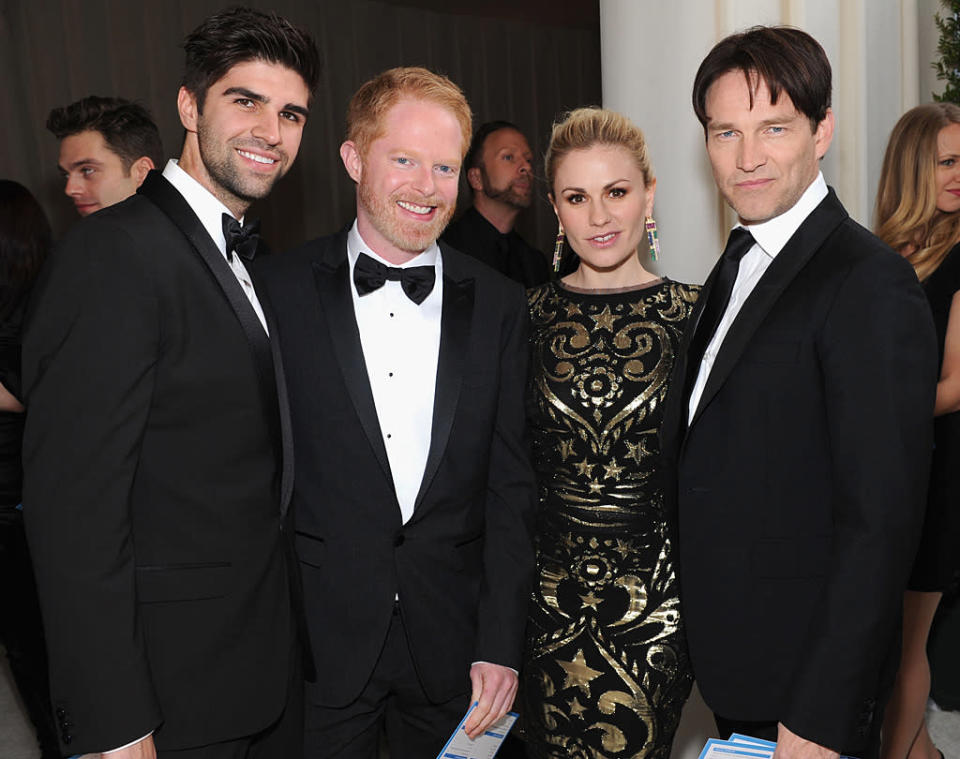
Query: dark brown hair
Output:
[[692, 25, 832, 131]]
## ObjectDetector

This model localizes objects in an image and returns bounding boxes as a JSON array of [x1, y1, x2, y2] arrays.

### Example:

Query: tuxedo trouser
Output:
[[304, 603, 470, 759], [713, 711, 884, 759], [157, 632, 304, 759]]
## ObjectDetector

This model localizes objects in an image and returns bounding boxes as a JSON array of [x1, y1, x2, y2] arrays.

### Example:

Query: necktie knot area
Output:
[[353, 252, 436, 305], [222, 214, 261, 262]]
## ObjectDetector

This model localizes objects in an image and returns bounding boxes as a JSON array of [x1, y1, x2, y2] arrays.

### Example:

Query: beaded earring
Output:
[[552, 223, 566, 273], [645, 217, 660, 261]]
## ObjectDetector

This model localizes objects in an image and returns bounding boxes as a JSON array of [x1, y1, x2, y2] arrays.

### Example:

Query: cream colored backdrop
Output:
[[600, 0, 945, 286]]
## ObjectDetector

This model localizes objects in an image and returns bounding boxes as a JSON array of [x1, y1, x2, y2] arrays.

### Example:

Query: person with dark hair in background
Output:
[[22, 7, 320, 759], [664, 26, 938, 759], [442, 120, 550, 287], [47, 96, 164, 216], [256, 66, 536, 759], [0, 179, 58, 759], [874, 102, 960, 759]]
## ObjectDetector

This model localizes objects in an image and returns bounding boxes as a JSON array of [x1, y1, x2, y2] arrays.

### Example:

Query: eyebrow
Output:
[[59, 157, 105, 172], [709, 115, 799, 131], [561, 179, 631, 193], [222, 86, 310, 118]]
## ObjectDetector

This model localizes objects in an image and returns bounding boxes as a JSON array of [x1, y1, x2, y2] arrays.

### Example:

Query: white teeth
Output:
[[237, 149, 276, 165], [397, 200, 432, 215], [593, 233, 615, 242]]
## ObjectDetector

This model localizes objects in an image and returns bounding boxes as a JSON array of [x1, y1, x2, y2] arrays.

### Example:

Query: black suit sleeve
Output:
[[784, 252, 937, 748], [474, 282, 537, 669], [22, 220, 163, 753]]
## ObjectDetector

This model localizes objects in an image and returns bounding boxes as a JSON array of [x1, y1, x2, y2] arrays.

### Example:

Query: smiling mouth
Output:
[[397, 200, 435, 215], [590, 232, 618, 243], [236, 149, 278, 165]]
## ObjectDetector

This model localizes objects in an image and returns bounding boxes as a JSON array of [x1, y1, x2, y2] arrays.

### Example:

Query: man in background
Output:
[[443, 120, 550, 286], [47, 95, 163, 216]]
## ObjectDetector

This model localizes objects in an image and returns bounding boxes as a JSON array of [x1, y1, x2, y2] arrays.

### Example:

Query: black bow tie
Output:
[[222, 213, 261, 262], [353, 252, 436, 305]]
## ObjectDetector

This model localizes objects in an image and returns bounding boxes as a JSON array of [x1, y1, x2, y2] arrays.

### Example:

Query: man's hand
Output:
[[96, 735, 157, 759], [463, 662, 517, 740], [772, 723, 839, 759]]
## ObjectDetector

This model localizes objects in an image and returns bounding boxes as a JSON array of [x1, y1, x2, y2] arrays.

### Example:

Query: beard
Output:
[[196, 123, 287, 207], [357, 179, 455, 254], [480, 166, 532, 209]]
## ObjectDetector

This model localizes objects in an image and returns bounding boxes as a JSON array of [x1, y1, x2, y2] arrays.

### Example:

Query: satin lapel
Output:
[[413, 261, 474, 511], [311, 245, 393, 484], [257, 292, 294, 519], [138, 172, 282, 487], [688, 190, 848, 429]]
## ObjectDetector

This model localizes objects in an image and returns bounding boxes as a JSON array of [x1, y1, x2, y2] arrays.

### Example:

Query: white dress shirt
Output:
[[162, 159, 269, 334], [347, 222, 443, 524], [688, 172, 828, 422]]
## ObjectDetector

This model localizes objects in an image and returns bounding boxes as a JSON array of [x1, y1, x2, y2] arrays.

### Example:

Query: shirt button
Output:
[[388, 372, 394, 377], [386, 433, 392, 439]]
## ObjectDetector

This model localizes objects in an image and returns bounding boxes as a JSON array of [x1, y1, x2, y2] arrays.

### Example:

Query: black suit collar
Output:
[[311, 235, 475, 516], [138, 171, 292, 517], [687, 188, 848, 429]]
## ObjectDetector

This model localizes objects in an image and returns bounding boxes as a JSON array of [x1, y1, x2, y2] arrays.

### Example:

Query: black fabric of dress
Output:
[[521, 279, 698, 759], [0, 296, 59, 758], [442, 207, 551, 288], [910, 242, 960, 591]]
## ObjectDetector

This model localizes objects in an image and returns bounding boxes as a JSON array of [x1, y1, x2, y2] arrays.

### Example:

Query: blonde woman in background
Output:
[[875, 102, 960, 759]]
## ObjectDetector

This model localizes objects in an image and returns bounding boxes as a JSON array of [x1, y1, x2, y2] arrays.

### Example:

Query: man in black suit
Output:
[[442, 120, 550, 287], [256, 67, 536, 759], [670, 27, 938, 759], [21, 8, 319, 758]]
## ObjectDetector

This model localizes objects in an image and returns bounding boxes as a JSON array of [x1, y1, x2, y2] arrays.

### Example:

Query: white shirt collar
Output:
[[162, 159, 245, 257], [739, 172, 828, 258], [346, 220, 440, 271]]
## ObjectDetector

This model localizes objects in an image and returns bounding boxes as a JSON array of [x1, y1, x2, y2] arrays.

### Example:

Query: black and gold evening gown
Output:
[[521, 278, 698, 759]]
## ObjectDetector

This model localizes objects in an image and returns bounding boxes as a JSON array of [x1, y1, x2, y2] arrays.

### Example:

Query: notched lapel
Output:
[[311, 253, 393, 485], [688, 190, 848, 428], [413, 272, 475, 512]]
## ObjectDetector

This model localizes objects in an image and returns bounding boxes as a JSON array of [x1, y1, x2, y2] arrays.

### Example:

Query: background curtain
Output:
[[0, 0, 600, 255]]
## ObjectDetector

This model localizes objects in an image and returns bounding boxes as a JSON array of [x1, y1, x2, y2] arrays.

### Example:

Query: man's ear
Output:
[[466, 166, 483, 192], [177, 86, 199, 132], [814, 108, 835, 160], [340, 140, 363, 183], [131, 156, 155, 187]]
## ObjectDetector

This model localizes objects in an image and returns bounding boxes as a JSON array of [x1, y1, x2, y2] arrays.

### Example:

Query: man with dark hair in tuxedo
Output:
[[668, 25, 938, 759], [23, 7, 319, 758], [47, 96, 164, 217], [443, 120, 550, 287], [257, 66, 536, 759]]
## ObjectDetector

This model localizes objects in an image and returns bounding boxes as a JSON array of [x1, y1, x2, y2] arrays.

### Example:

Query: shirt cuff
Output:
[[103, 732, 153, 754]]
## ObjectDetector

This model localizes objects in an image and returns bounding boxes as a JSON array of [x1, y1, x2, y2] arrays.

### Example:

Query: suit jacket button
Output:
[[62, 733, 72, 744], [55, 707, 66, 719], [394, 533, 405, 547]]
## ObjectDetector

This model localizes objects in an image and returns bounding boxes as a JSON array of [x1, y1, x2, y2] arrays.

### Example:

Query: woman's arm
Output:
[[0, 380, 23, 412], [935, 290, 960, 416]]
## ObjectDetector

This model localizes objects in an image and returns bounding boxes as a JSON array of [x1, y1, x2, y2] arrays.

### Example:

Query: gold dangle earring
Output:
[[552, 222, 566, 273], [645, 217, 660, 261]]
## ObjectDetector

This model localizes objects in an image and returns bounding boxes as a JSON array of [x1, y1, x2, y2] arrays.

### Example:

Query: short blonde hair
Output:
[[544, 107, 654, 194], [346, 66, 473, 158], [875, 102, 960, 280]]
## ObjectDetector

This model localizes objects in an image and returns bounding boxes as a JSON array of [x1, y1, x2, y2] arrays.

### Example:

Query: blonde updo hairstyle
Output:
[[544, 107, 655, 198], [875, 102, 960, 281]]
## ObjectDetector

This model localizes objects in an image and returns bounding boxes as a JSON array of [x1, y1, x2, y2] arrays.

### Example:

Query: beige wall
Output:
[[601, 0, 946, 286]]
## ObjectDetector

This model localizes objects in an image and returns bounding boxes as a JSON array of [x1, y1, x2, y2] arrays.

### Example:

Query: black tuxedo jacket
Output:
[[256, 231, 536, 707], [21, 172, 296, 754], [664, 189, 938, 752]]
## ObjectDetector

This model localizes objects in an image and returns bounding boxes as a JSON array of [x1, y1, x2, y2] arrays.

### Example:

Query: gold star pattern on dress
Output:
[[558, 439, 576, 461], [565, 302, 583, 317], [558, 650, 604, 696], [624, 439, 643, 466], [614, 539, 632, 559], [591, 304, 619, 332], [580, 590, 602, 609], [588, 478, 604, 494], [603, 458, 624, 481], [569, 697, 588, 717], [574, 458, 594, 478]]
